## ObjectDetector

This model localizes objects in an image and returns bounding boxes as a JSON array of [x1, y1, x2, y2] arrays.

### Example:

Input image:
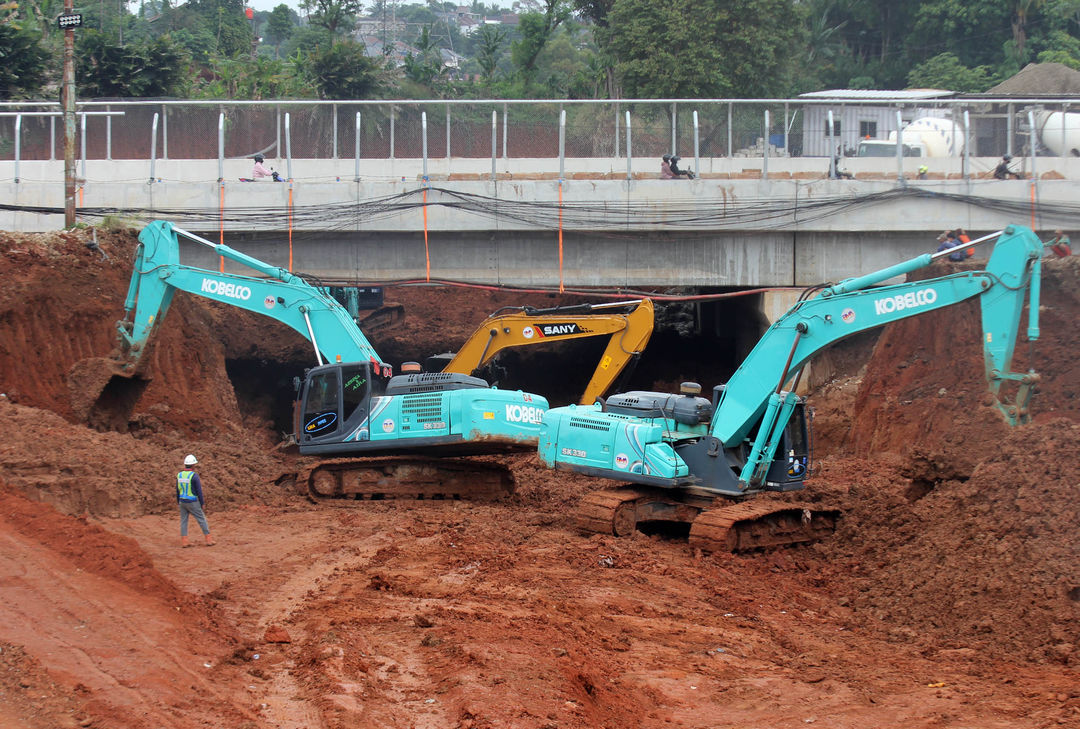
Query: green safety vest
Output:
[[177, 470, 198, 501]]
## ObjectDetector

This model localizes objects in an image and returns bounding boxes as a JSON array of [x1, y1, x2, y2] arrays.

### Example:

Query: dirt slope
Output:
[[0, 227, 1077, 728]]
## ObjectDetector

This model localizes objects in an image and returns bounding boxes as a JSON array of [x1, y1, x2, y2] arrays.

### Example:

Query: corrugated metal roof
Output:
[[798, 89, 956, 100]]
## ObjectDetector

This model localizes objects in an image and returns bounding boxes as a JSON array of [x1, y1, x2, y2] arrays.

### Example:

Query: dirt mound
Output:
[[805, 256, 1080, 662]]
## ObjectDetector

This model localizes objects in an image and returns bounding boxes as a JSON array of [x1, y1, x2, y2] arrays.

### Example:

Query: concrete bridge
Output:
[[2, 157, 1074, 291]]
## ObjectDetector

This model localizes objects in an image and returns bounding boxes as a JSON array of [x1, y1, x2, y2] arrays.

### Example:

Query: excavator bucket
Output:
[[66, 357, 150, 432]]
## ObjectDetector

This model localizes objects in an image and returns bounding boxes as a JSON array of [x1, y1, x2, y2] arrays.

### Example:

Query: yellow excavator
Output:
[[424, 299, 655, 406]]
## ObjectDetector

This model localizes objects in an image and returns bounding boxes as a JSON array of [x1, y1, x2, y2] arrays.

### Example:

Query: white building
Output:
[[798, 89, 955, 157]]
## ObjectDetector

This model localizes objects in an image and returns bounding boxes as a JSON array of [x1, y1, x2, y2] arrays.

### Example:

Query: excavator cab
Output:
[[297, 361, 392, 447]]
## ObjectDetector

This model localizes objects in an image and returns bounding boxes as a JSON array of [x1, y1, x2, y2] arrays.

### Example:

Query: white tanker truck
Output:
[[857, 117, 966, 158]]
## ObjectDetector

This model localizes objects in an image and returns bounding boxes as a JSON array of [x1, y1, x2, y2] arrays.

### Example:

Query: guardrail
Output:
[[2, 97, 1079, 183]]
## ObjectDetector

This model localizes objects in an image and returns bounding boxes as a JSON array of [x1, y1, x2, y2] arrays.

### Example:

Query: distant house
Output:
[[798, 89, 955, 158]]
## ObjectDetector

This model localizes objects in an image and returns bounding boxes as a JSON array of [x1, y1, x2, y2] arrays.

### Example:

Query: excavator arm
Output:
[[440, 299, 654, 405], [117, 220, 383, 373], [712, 224, 1042, 472], [538, 225, 1043, 549]]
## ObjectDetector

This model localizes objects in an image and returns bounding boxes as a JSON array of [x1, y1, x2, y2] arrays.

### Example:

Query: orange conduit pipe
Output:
[[1030, 180, 1037, 230], [558, 180, 565, 293], [423, 186, 431, 282]]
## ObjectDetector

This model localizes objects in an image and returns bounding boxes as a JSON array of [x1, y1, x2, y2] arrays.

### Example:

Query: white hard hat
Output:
[[184, 454, 198, 466]]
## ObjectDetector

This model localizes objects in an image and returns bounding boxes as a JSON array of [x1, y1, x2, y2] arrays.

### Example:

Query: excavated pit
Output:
[[1, 226, 1078, 728]]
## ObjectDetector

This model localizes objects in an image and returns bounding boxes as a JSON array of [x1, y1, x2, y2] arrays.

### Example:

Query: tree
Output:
[[475, 23, 506, 82], [301, 0, 363, 35], [606, 0, 805, 98], [906, 52, 993, 92], [299, 39, 385, 98], [0, 22, 50, 99], [511, 0, 572, 86], [265, 4, 296, 54], [77, 30, 192, 97], [403, 25, 445, 86]]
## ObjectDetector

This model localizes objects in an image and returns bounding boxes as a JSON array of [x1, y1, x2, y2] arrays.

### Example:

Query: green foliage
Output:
[[301, 0, 363, 34], [0, 21, 50, 99], [194, 55, 311, 99], [606, 0, 805, 98], [475, 23, 507, 82], [77, 30, 192, 98], [265, 5, 296, 49], [298, 40, 386, 98], [511, 0, 573, 87], [906, 52, 994, 92]]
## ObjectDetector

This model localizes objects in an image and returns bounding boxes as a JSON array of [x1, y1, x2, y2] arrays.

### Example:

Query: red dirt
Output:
[[0, 227, 1077, 728]]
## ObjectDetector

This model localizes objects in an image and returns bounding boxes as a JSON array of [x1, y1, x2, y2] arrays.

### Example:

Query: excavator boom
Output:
[[75, 220, 550, 502], [439, 299, 654, 405], [538, 225, 1044, 550]]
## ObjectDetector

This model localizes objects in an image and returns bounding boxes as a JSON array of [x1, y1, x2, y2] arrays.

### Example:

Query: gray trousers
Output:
[[179, 500, 210, 536]]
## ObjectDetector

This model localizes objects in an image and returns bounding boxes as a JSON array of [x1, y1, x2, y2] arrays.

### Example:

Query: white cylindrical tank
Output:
[[895, 117, 965, 157], [1035, 111, 1080, 156]]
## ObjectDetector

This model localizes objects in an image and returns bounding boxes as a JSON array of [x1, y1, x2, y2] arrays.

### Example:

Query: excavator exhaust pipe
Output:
[[67, 357, 151, 432]]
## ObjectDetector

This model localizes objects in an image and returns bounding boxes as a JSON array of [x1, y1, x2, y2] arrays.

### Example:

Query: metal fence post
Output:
[[786, 100, 794, 156], [559, 108, 566, 179], [80, 112, 87, 182], [217, 112, 224, 182], [895, 109, 904, 184], [14, 114, 21, 184], [693, 110, 700, 177], [1028, 109, 1038, 185], [106, 104, 112, 160], [1007, 103, 1014, 157], [50, 116, 56, 161], [149, 112, 159, 184], [625, 110, 632, 181], [671, 102, 677, 156], [161, 103, 168, 160], [285, 112, 293, 181], [727, 102, 733, 157], [827, 109, 835, 178], [491, 110, 497, 182], [763, 109, 769, 180], [445, 104, 451, 165], [390, 106, 395, 160], [422, 111, 428, 179], [332, 103, 338, 160], [1062, 103, 1068, 158], [354, 112, 361, 182], [962, 109, 970, 180]]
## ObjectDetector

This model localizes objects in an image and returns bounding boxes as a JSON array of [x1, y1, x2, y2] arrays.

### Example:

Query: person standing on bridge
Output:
[[177, 454, 215, 548]]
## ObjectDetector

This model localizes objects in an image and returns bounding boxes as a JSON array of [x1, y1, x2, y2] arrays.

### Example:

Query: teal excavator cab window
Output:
[[303, 370, 340, 438]]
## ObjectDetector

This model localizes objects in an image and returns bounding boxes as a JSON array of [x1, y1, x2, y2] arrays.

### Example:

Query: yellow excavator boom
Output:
[[440, 299, 654, 405]]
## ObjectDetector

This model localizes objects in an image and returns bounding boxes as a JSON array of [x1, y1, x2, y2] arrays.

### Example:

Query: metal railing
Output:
[[2, 97, 1079, 182]]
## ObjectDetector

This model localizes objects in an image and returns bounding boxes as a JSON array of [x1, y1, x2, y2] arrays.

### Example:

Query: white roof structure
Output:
[[798, 89, 955, 100]]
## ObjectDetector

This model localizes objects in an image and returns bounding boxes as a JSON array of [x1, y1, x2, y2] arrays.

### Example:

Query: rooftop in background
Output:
[[798, 89, 956, 100]]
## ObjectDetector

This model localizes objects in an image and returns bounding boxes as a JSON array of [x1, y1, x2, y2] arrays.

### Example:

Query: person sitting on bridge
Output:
[[660, 154, 675, 179], [668, 155, 694, 179], [252, 154, 281, 182], [993, 154, 1022, 180]]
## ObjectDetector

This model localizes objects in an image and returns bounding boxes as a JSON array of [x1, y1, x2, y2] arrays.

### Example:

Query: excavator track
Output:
[[299, 456, 515, 504], [688, 502, 841, 553], [575, 487, 839, 552]]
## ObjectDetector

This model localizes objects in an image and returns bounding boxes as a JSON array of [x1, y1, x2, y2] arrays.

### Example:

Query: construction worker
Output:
[[917, 165, 929, 180], [177, 454, 214, 547]]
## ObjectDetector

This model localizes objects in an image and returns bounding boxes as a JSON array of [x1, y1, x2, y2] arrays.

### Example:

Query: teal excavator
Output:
[[82, 220, 549, 500], [538, 225, 1044, 551]]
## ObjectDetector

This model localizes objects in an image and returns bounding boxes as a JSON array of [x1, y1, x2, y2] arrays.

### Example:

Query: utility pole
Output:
[[58, 4, 83, 229]]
